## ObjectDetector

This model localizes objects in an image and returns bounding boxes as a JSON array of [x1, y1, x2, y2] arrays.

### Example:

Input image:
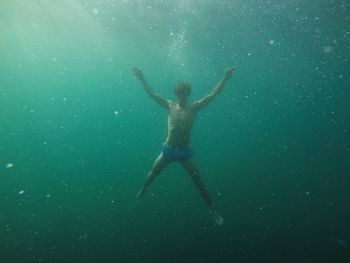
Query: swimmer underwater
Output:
[[133, 67, 235, 225]]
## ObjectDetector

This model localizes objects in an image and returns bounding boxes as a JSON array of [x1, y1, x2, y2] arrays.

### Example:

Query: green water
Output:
[[0, 1, 349, 262]]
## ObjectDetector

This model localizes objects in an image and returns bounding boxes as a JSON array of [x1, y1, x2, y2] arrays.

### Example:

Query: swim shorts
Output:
[[162, 143, 193, 161]]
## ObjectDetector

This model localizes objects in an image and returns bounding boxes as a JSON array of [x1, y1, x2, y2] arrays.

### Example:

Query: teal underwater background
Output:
[[0, 1, 349, 262]]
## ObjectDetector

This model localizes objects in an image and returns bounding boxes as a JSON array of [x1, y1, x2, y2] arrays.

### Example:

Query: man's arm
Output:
[[132, 67, 170, 109], [193, 67, 235, 110]]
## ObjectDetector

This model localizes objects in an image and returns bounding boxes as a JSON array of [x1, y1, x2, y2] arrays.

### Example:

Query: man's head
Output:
[[174, 82, 191, 103]]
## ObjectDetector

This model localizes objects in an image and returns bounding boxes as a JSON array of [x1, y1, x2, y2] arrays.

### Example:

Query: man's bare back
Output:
[[132, 67, 235, 225]]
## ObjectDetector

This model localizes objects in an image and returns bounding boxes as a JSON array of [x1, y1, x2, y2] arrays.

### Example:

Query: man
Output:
[[133, 67, 235, 225]]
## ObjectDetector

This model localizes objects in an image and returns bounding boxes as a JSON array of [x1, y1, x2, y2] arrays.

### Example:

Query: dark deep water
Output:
[[0, 1, 349, 262]]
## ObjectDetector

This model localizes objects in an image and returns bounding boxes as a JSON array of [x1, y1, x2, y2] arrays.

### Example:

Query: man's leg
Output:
[[137, 153, 171, 201], [181, 159, 224, 225]]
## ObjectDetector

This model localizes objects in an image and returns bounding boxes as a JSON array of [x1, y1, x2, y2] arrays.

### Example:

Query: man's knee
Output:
[[189, 168, 199, 176], [147, 170, 155, 178], [190, 170, 201, 182], [148, 167, 161, 180]]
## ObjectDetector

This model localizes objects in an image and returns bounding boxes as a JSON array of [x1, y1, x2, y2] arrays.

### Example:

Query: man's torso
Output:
[[165, 102, 197, 147]]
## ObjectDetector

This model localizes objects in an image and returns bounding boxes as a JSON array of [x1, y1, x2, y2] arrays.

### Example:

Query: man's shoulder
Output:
[[188, 101, 201, 111], [168, 100, 176, 107]]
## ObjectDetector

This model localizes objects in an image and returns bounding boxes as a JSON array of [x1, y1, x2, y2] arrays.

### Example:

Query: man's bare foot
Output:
[[214, 213, 224, 226], [210, 209, 224, 226]]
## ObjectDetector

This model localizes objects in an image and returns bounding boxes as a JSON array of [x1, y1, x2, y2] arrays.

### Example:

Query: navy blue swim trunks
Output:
[[162, 143, 193, 161]]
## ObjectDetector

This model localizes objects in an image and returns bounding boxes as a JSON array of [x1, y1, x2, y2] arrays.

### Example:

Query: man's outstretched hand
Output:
[[224, 67, 235, 80], [132, 67, 144, 80]]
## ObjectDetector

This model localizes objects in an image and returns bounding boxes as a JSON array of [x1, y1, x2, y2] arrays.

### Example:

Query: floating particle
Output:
[[92, 8, 98, 15], [247, 52, 252, 56], [6, 163, 14, 169], [114, 110, 120, 116], [268, 40, 275, 45], [79, 233, 89, 240], [336, 238, 348, 248], [323, 46, 333, 53], [46, 194, 51, 198], [18, 190, 25, 195]]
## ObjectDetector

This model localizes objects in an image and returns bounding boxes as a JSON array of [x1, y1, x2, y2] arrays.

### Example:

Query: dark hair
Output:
[[174, 82, 191, 96]]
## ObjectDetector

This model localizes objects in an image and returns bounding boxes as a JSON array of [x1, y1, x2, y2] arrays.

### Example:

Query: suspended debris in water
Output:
[[322, 46, 333, 53], [6, 163, 14, 169]]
